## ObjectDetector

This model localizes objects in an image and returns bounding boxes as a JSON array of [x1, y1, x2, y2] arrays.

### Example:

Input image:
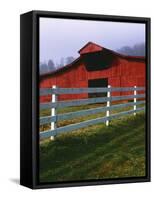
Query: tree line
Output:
[[40, 56, 75, 74], [40, 43, 145, 74], [116, 43, 145, 57]]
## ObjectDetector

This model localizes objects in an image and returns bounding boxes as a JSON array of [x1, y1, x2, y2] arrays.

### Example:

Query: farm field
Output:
[[39, 111, 146, 183]]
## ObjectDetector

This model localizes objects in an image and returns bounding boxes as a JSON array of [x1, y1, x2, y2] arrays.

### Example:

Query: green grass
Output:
[[39, 102, 145, 132], [39, 112, 146, 183]]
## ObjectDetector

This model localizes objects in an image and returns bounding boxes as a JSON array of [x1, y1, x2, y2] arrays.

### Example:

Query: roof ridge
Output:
[[78, 41, 103, 54], [40, 42, 145, 78]]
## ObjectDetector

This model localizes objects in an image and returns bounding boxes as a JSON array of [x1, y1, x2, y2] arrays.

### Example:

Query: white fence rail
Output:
[[40, 86, 145, 139]]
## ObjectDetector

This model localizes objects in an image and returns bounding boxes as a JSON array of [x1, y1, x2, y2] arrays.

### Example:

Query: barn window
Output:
[[88, 78, 108, 98]]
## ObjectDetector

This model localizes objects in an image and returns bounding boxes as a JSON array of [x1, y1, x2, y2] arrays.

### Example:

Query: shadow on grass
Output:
[[40, 113, 145, 182]]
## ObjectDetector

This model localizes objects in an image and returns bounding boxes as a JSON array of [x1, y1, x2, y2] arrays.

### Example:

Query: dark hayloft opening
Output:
[[82, 49, 115, 71]]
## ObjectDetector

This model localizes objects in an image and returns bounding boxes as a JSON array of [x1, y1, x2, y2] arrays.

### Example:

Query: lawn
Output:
[[39, 111, 146, 183]]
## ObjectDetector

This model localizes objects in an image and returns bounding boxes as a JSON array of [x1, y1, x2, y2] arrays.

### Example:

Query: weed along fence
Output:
[[40, 86, 145, 140]]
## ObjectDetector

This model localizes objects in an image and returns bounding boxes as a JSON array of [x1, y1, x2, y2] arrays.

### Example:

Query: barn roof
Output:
[[40, 42, 145, 79], [78, 42, 103, 54]]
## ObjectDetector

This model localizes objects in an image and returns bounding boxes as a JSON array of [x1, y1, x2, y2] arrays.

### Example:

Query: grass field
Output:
[[40, 102, 144, 132], [39, 111, 146, 183]]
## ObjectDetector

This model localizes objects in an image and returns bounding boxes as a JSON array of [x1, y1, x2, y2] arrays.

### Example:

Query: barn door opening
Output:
[[88, 78, 108, 98]]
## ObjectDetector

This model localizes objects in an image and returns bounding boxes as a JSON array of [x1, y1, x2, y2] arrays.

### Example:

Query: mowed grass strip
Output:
[[39, 112, 146, 183]]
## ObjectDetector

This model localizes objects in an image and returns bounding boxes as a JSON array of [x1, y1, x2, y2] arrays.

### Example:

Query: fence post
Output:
[[50, 85, 57, 140], [106, 85, 111, 126], [133, 85, 137, 116]]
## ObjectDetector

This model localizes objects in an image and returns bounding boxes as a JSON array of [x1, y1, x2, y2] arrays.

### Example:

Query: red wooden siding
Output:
[[40, 42, 145, 102]]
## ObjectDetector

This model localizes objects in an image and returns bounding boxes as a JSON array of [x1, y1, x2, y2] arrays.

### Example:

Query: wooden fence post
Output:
[[134, 85, 137, 116], [106, 85, 111, 126], [50, 85, 57, 140]]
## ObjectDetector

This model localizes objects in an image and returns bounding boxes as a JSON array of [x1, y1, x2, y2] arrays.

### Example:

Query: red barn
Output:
[[40, 42, 145, 102]]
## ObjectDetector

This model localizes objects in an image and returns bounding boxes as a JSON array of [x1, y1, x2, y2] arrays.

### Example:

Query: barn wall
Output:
[[119, 58, 145, 96], [40, 57, 145, 103], [40, 63, 88, 102]]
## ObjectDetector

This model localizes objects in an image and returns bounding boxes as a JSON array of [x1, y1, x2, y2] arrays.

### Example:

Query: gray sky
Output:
[[40, 17, 145, 64]]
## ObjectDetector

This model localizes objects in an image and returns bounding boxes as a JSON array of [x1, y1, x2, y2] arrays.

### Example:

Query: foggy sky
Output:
[[40, 17, 145, 64]]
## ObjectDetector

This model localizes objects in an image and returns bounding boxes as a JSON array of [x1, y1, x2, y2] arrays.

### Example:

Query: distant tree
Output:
[[40, 62, 48, 74], [55, 62, 60, 68], [54, 56, 76, 69], [48, 59, 55, 71], [133, 43, 145, 56], [117, 43, 145, 56], [60, 57, 65, 67], [117, 46, 132, 55], [65, 56, 75, 65]]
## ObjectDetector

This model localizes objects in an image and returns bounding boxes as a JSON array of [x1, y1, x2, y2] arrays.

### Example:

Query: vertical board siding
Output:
[[40, 51, 145, 103]]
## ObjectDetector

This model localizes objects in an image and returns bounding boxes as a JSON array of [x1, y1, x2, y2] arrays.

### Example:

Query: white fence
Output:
[[40, 86, 145, 139]]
